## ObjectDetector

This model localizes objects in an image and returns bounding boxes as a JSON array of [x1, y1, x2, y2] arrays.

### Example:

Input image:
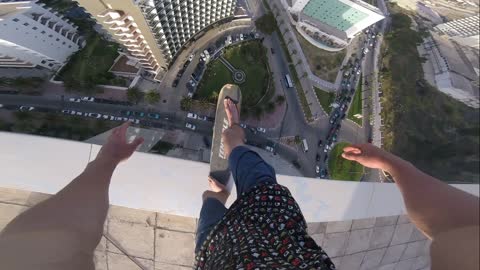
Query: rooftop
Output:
[[302, 0, 369, 31]]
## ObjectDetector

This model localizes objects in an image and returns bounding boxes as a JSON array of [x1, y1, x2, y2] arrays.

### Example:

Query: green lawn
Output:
[[314, 87, 335, 114], [347, 75, 363, 125], [195, 41, 269, 108], [328, 142, 364, 181], [295, 30, 346, 83], [58, 34, 119, 92]]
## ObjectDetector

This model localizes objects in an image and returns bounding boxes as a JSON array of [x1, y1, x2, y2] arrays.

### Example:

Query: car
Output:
[[203, 136, 211, 147], [69, 98, 81, 102], [332, 134, 338, 142], [185, 123, 196, 130], [128, 118, 140, 124], [270, 48, 275, 54], [316, 154, 320, 162], [172, 79, 179, 87], [61, 109, 70, 114], [81, 96, 95, 102], [265, 146, 274, 153], [198, 115, 208, 121], [70, 111, 83, 116], [19, 106, 34, 111], [318, 140, 323, 147], [240, 33, 244, 41], [188, 53, 195, 62], [108, 115, 116, 121], [357, 70, 361, 75], [315, 165, 320, 174], [147, 113, 161, 119], [320, 169, 327, 178], [324, 155, 328, 162], [114, 116, 126, 121], [189, 79, 197, 87], [256, 127, 266, 133], [240, 123, 247, 129], [336, 123, 342, 129], [187, 112, 198, 119], [88, 113, 102, 119]]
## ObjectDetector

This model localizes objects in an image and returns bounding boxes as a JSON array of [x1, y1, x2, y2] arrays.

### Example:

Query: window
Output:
[[48, 63, 54, 67], [23, 22, 29, 26], [32, 26, 38, 30], [13, 18, 19, 22], [41, 60, 46, 64], [41, 31, 45, 34]]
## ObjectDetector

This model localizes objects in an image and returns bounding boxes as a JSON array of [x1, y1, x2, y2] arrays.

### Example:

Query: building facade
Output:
[[0, 0, 84, 70], [434, 15, 479, 49], [76, 0, 237, 81]]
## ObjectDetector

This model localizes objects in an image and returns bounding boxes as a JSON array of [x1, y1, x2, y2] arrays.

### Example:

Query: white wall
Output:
[[0, 3, 81, 69], [0, 132, 478, 222]]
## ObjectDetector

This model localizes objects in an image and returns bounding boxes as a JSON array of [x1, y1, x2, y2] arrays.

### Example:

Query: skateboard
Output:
[[209, 84, 242, 186]]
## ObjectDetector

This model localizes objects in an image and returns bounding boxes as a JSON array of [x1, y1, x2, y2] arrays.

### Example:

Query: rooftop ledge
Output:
[[1, 131, 478, 222]]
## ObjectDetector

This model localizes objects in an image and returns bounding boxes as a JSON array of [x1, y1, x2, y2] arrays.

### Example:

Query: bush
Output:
[[145, 90, 161, 104], [180, 97, 193, 111], [126, 87, 143, 104], [276, 95, 286, 104]]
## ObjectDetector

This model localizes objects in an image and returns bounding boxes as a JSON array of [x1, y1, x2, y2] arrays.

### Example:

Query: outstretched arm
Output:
[[342, 144, 479, 240], [0, 122, 143, 270]]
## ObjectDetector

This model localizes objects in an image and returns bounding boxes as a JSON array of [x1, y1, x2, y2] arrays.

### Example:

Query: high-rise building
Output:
[[434, 15, 479, 49], [287, 0, 384, 50], [0, 0, 84, 70], [76, 0, 237, 80]]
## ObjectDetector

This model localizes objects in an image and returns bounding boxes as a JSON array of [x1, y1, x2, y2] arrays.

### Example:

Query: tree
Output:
[[209, 91, 219, 103], [287, 37, 294, 45], [126, 87, 143, 104], [180, 97, 193, 111], [276, 95, 286, 104], [265, 102, 275, 113], [255, 13, 276, 35], [294, 135, 301, 145], [301, 72, 308, 79], [292, 49, 298, 55], [145, 90, 161, 104]]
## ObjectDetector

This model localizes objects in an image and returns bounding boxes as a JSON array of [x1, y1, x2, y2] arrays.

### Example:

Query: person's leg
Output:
[[228, 145, 277, 194], [222, 98, 277, 195], [195, 177, 229, 253]]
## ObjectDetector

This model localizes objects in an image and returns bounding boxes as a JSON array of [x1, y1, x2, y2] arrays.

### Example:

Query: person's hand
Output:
[[342, 144, 394, 170], [96, 122, 144, 165]]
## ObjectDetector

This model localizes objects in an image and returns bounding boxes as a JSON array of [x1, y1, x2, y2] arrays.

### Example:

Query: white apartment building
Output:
[[434, 14, 480, 49], [0, 0, 84, 70], [76, 0, 237, 80]]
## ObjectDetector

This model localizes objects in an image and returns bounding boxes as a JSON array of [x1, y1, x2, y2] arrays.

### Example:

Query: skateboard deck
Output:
[[209, 84, 242, 186]]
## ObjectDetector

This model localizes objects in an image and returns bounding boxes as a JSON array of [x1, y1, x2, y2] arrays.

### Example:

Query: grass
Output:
[[347, 75, 363, 126], [328, 142, 364, 181], [150, 141, 175, 155], [195, 41, 269, 108], [294, 30, 346, 83], [288, 64, 313, 121], [58, 34, 119, 92], [314, 87, 335, 114], [380, 3, 480, 183]]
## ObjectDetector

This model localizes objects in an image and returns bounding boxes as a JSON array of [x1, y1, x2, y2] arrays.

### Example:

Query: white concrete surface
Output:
[[0, 132, 478, 222]]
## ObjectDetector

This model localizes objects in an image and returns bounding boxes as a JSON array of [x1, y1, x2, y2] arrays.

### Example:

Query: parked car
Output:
[[318, 140, 323, 147], [240, 123, 247, 129], [128, 118, 140, 124], [69, 98, 81, 102], [147, 113, 161, 119], [265, 146, 274, 153], [81, 96, 95, 102], [70, 111, 83, 116], [188, 53, 195, 62], [187, 112, 198, 119], [19, 106, 34, 111], [315, 165, 320, 174], [320, 169, 327, 178], [185, 123, 196, 130], [270, 48, 275, 54], [61, 109, 70, 114], [172, 79, 179, 87], [198, 115, 208, 121], [256, 127, 266, 133], [316, 154, 320, 162], [88, 113, 102, 119]]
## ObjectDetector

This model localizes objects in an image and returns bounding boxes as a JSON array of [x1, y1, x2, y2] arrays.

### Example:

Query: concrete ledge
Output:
[[0, 132, 478, 222]]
